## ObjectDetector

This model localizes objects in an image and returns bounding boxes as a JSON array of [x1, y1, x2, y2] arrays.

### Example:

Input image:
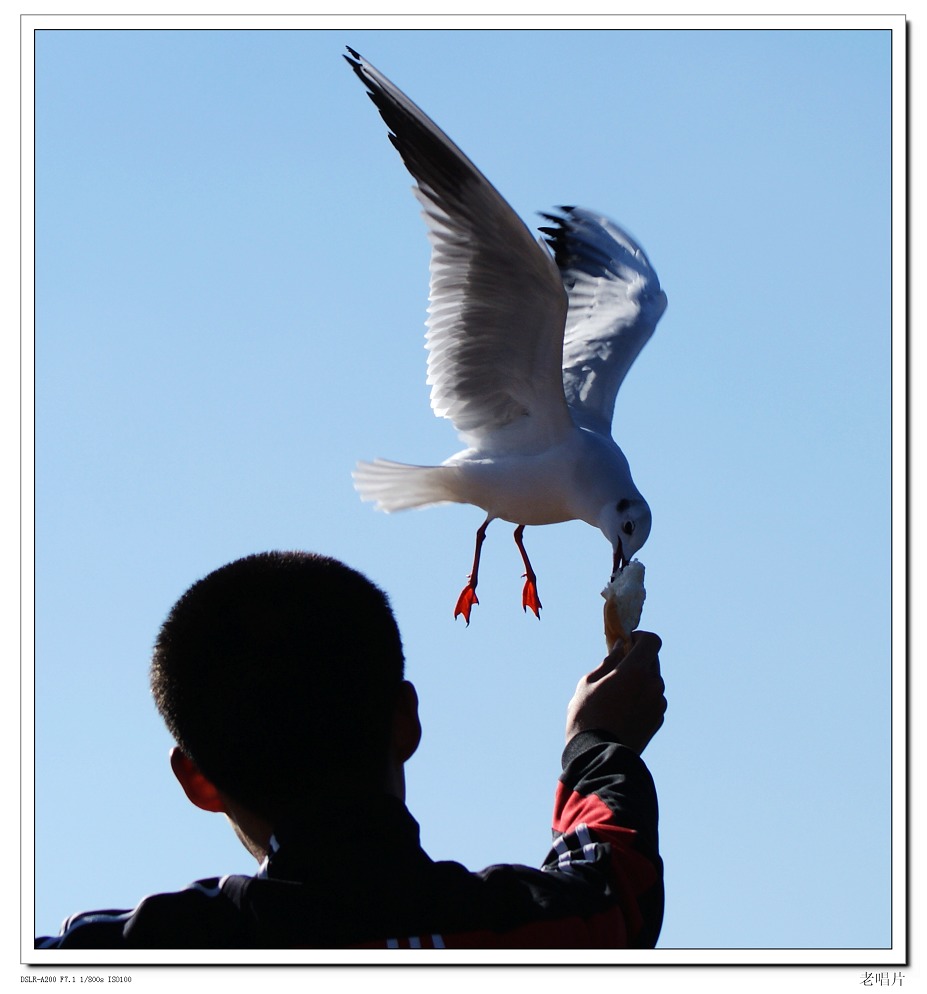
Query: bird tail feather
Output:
[[353, 459, 457, 512]]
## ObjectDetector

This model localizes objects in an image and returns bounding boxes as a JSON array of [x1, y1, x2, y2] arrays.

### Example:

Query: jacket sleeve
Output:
[[35, 878, 248, 949], [543, 729, 664, 947]]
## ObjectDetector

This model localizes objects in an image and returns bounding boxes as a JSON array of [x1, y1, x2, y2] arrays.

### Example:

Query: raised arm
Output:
[[541, 631, 667, 947]]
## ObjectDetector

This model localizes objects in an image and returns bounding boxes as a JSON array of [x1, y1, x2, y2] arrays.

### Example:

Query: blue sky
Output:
[[27, 18, 903, 969]]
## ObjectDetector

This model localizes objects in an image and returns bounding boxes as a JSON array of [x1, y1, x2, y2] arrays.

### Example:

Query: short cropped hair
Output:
[[150, 551, 405, 821]]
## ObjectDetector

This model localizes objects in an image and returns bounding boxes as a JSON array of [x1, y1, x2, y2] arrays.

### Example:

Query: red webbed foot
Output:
[[522, 576, 542, 619], [454, 584, 479, 625], [513, 525, 541, 619]]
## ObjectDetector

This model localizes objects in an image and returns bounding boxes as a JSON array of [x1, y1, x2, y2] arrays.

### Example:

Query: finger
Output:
[[641, 685, 667, 715], [630, 630, 662, 655], [634, 672, 667, 708], [616, 631, 662, 674], [583, 630, 663, 693], [586, 642, 630, 682], [594, 643, 663, 699]]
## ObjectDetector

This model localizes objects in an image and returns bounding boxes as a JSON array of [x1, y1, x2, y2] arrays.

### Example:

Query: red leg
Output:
[[514, 525, 542, 618], [454, 519, 490, 624]]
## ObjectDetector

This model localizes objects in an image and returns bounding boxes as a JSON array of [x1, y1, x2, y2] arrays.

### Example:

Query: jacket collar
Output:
[[259, 794, 427, 882]]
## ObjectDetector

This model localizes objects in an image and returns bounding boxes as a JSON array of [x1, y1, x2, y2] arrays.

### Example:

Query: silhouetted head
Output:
[[150, 551, 407, 823], [598, 497, 652, 576]]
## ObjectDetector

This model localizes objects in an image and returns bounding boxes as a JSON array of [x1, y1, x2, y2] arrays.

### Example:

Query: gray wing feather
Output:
[[540, 206, 667, 435]]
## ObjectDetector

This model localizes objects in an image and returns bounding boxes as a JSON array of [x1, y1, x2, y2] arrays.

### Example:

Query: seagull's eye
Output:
[[622, 521, 635, 536]]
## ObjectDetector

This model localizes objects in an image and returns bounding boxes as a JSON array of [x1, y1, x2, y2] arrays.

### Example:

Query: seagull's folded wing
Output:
[[540, 207, 668, 436], [346, 49, 573, 455]]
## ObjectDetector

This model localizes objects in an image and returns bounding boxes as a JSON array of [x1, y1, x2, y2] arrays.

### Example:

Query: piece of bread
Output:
[[601, 560, 646, 655]]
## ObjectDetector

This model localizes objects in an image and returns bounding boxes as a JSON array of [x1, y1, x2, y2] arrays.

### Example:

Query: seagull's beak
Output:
[[612, 540, 626, 580]]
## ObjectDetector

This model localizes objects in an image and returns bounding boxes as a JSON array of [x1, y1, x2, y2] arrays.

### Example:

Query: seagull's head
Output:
[[599, 497, 652, 576]]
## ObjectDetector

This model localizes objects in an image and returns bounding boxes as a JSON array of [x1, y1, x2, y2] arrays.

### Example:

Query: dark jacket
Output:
[[36, 731, 663, 949]]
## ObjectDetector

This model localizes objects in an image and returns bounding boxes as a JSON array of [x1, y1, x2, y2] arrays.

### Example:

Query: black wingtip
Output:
[[537, 210, 576, 268], [538, 206, 577, 228], [343, 47, 365, 76], [344, 47, 374, 91]]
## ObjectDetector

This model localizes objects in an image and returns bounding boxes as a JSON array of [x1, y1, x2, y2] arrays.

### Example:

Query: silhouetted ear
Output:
[[169, 747, 227, 813], [391, 681, 422, 763]]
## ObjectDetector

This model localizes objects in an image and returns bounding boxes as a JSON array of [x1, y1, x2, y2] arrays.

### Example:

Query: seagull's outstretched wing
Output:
[[345, 48, 573, 455], [540, 207, 668, 436]]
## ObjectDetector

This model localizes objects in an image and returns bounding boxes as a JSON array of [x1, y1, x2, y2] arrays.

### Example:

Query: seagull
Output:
[[346, 48, 667, 623]]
